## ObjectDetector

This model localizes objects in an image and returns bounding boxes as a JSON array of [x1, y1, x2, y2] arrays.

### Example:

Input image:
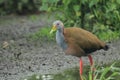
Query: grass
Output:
[[21, 62, 120, 80], [93, 63, 120, 80], [28, 27, 55, 41]]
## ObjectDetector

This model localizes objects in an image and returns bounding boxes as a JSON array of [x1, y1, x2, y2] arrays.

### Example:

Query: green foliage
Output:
[[22, 62, 120, 80], [40, 0, 120, 29], [0, 0, 39, 15], [40, 0, 120, 41], [97, 30, 120, 42], [22, 74, 42, 80], [54, 68, 80, 80], [92, 23, 120, 41], [94, 63, 120, 80], [1, 0, 120, 41], [28, 27, 55, 41], [40, 0, 59, 11]]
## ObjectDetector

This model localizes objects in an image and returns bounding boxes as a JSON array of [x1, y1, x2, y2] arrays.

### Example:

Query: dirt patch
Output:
[[0, 15, 120, 80]]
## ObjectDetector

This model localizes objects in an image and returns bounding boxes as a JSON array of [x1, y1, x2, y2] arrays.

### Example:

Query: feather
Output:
[[63, 27, 107, 56]]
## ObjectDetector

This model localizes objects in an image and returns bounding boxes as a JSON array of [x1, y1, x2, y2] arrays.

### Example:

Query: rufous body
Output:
[[63, 27, 107, 57]]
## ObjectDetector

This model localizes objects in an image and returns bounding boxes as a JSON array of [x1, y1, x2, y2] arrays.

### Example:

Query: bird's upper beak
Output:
[[50, 25, 57, 34]]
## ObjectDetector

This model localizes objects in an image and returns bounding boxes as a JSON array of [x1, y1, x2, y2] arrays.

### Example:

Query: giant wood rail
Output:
[[50, 20, 108, 80]]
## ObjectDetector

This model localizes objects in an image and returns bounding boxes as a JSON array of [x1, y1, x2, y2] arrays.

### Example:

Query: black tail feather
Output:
[[104, 45, 109, 50]]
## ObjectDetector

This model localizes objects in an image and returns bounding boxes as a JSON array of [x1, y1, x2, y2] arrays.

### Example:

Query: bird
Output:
[[50, 20, 108, 80]]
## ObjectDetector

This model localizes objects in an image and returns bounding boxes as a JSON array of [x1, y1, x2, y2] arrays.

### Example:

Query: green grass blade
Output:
[[106, 72, 119, 80], [99, 67, 111, 80], [89, 71, 92, 80]]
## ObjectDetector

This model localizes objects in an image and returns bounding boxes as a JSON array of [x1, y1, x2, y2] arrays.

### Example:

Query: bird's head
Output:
[[50, 20, 64, 34]]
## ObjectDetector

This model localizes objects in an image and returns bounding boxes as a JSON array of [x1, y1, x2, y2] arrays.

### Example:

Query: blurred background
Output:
[[0, 0, 120, 80], [0, 0, 120, 40]]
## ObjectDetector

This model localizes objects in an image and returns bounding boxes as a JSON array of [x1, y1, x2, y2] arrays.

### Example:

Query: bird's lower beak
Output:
[[50, 25, 57, 34]]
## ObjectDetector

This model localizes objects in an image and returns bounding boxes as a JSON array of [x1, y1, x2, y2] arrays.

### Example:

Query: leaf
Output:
[[106, 3, 117, 13], [111, 3, 117, 10], [116, 0, 120, 4], [89, 71, 92, 80], [111, 66, 120, 72], [89, 0, 99, 8], [81, 0, 88, 4], [62, 0, 71, 6], [76, 11, 81, 17], [47, 7, 52, 12], [73, 5, 80, 11], [106, 72, 119, 80], [48, 0, 59, 3], [39, 4, 48, 11], [100, 67, 111, 80], [93, 9, 98, 18]]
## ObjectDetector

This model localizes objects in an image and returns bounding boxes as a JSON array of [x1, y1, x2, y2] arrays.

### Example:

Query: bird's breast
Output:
[[56, 31, 67, 50]]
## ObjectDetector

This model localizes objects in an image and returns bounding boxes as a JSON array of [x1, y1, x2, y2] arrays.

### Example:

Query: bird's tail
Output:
[[103, 44, 109, 51]]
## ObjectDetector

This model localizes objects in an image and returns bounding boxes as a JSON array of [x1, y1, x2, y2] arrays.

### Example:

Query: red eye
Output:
[[57, 23, 59, 25]]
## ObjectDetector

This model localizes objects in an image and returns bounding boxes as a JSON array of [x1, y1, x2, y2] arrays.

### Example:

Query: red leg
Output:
[[88, 55, 93, 66], [88, 55, 94, 80], [79, 58, 83, 80]]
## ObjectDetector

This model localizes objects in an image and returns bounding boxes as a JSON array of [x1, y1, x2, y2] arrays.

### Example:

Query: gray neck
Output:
[[56, 29, 67, 50]]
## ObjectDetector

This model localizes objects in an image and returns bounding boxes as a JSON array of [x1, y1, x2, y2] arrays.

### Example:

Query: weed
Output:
[[21, 62, 120, 80], [28, 27, 55, 42]]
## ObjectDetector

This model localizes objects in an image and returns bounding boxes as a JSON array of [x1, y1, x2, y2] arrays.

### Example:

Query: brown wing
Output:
[[63, 27, 106, 55], [65, 37, 86, 57]]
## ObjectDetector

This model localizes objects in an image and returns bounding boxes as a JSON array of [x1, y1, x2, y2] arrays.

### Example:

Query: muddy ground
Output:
[[0, 15, 120, 80]]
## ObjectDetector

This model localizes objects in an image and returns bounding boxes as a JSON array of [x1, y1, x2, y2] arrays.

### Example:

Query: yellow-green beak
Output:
[[50, 25, 57, 34]]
